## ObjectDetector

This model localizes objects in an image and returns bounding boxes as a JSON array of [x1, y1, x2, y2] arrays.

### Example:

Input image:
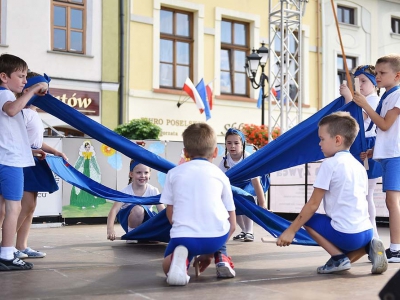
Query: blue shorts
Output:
[[305, 213, 372, 253], [0, 165, 24, 200], [379, 157, 400, 192], [164, 232, 229, 263], [117, 204, 156, 233]]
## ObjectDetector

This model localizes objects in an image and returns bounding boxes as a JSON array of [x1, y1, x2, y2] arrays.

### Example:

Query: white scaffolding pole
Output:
[[268, 0, 307, 140]]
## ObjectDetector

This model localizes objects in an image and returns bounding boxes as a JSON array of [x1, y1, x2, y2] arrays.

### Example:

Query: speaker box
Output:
[[379, 269, 400, 300]]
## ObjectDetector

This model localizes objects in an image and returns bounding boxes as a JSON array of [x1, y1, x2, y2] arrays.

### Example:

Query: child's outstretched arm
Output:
[[354, 91, 400, 131], [3, 82, 48, 117], [107, 201, 123, 240], [41, 142, 68, 161], [276, 188, 325, 247], [251, 177, 267, 209]]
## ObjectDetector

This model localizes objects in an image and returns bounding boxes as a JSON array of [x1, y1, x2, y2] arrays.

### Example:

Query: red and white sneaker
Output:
[[215, 253, 235, 278], [167, 246, 190, 286]]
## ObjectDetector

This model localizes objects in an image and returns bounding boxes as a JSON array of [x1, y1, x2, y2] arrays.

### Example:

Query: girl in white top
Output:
[[218, 128, 267, 242], [107, 160, 164, 241], [340, 65, 381, 238]]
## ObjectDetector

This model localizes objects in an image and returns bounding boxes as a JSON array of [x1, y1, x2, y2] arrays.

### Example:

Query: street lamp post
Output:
[[244, 43, 269, 126]]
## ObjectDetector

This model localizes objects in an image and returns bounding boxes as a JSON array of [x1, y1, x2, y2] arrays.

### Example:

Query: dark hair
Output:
[[0, 54, 28, 77], [223, 129, 246, 170]]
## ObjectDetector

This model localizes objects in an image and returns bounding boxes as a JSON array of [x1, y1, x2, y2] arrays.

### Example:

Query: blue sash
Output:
[[366, 85, 400, 132]]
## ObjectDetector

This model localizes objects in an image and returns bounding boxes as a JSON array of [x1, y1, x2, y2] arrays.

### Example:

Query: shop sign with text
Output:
[[48, 88, 100, 116]]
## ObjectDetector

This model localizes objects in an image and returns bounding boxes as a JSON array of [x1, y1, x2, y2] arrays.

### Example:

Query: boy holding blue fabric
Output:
[[277, 112, 388, 275], [354, 54, 400, 263], [0, 54, 47, 271]]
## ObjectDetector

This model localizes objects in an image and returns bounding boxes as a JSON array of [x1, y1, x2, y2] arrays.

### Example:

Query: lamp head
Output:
[[246, 49, 261, 77]]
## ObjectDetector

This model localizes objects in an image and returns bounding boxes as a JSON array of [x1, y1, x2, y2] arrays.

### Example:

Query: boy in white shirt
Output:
[[277, 112, 388, 275], [0, 54, 47, 271], [354, 54, 400, 263], [160, 123, 236, 286]]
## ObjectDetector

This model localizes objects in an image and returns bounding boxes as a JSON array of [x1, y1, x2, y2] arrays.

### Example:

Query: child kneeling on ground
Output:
[[160, 123, 236, 286], [277, 111, 388, 275]]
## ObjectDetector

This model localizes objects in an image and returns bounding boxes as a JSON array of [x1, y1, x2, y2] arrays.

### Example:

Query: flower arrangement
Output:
[[242, 124, 281, 149]]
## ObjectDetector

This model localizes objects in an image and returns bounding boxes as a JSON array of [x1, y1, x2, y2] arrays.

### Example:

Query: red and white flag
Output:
[[182, 78, 205, 111]]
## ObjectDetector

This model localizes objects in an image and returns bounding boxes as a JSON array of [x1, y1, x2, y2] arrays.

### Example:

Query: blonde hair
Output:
[[182, 123, 216, 158], [376, 54, 400, 73], [318, 111, 359, 148]]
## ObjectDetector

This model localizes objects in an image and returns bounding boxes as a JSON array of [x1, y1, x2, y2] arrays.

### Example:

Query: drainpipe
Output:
[[118, 0, 125, 125]]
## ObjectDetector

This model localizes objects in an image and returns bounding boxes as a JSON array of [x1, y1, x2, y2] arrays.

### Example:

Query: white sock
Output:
[[0, 247, 14, 260], [390, 243, 400, 252], [128, 226, 135, 232]]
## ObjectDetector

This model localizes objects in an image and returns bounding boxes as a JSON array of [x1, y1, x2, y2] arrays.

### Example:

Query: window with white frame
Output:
[[52, 0, 86, 54], [220, 19, 249, 96], [159, 7, 193, 89]]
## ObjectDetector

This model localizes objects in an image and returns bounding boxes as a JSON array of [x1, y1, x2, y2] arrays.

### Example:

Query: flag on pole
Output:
[[182, 78, 205, 111], [206, 82, 213, 110], [196, 79, 211, 120]]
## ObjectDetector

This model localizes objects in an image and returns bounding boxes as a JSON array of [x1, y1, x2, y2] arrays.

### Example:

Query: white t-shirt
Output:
[[23, 108, 44, 149], [373, 89, 400, 159], [0, 89, 34, 167], [313, 151, 371, 234], [160, 159, 235, 238], [364, 93, 379, 138], [218, 151, 250, 173], [120, 183, 160, 210]]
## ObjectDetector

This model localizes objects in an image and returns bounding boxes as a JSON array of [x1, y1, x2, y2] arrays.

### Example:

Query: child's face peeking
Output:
[[130, 164, 150, 187], [356, 73, 376, 97], [225, 134, 243, 160]]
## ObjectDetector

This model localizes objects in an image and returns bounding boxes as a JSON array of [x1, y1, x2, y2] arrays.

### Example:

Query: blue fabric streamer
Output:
[[23, 73, 51, 90], [35, 94, 366, 246]]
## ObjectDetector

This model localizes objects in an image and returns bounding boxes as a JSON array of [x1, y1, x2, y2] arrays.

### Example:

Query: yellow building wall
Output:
[[101, 0, 120, 129], [127, 0, 321, 141]]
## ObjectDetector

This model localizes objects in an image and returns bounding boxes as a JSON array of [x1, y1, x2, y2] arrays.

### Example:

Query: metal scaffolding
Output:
[[268, 0, 307, 140]]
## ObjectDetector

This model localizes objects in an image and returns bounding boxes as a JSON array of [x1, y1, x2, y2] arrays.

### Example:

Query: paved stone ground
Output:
[[0, 223, 397, 300]]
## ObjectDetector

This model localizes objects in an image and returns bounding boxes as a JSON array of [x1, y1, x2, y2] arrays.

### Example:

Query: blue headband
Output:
[[226, 128, 246, 144], [353, 66, 377, 86], [130, 160, 140, 172], [23, 73, 51, 91]]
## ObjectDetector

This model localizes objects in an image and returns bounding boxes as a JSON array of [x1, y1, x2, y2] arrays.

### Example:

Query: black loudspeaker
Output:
[[379, 270, 400, 300]]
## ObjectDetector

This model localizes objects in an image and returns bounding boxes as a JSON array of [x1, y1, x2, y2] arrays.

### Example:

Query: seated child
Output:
[[277, 112, 388, 275], [107, 160, 164, 241], [160, 123, 236, 286]]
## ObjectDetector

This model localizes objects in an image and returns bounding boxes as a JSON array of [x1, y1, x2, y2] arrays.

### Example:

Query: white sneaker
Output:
[[166, 246, 190, 286]]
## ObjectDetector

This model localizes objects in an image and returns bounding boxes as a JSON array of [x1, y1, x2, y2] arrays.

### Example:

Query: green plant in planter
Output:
[[114, 119, 161, 140]]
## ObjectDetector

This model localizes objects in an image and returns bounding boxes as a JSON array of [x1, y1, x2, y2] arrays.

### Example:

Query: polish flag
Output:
[[182, 78, 205, 111], [206, 82, 213, 110]]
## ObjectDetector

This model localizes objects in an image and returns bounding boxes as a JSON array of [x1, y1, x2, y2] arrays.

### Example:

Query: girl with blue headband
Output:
[[218, 128, 267, 242], [339, 64, 381, 240], [107, 158, 164, 242]]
